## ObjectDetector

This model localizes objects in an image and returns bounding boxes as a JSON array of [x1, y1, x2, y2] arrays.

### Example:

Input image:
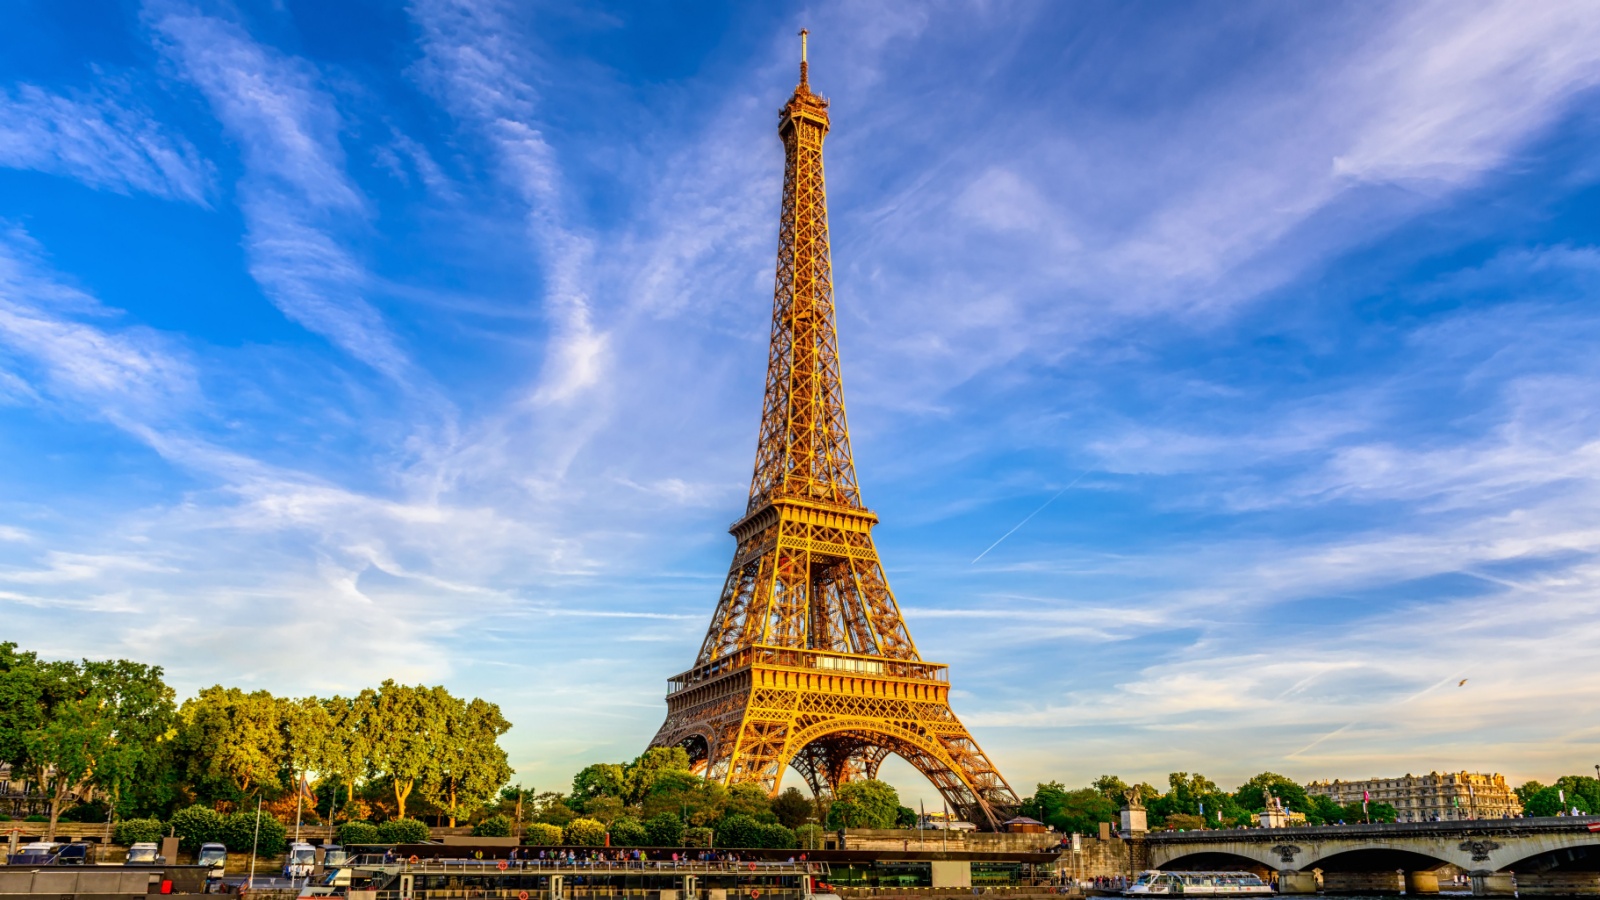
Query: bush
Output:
[[759, 823, 796, 849], [608, 817, 647, 846], [377, 818, 430, 844], [643, 813, 683, 847], [794, 824, 823, 849], [564, 818, 606, 847], [221, 810, 287, 856], [525, 822, 563, 846], [170, 806, 225, 852], [684, 826, 713, 848], [114, 818, 165, 846], [716, 814, 763, 848], [336, 821, 380, 845], [472, 815, 512, 838], [61, 801, 110, 823], [25, 815, 48, 823]]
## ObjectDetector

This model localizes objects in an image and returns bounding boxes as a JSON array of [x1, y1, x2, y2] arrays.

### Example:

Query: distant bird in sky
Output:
[[1459, 679, 1468, 687]]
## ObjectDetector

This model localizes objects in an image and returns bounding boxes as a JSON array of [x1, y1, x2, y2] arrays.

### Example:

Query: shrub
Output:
[[114, 818, 165, 846], [793, 824, 823, 849], [377, 818, 430, 844], [170, 806, 225, 852], [0, 815, 9, 822], [643, 813, 683, 847], [715, 814, 763, 848], [472, 815, 512, 838], [61, 801, 110, 823], [221, 810, 287, 856], [563, 818, 606, 846], [684, 827, 713, 848], [525, 822, 563, 846], [336, 821, 380, 845], [608, 817, 647, 846], [759, 823, 796, 849], [25, 814, 48, 823]]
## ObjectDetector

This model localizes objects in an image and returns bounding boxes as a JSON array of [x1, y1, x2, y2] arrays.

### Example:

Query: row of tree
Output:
[[0, 642, 513, 839], [1020, 771, 1600, 833], [1021, 772, 1404, 833]]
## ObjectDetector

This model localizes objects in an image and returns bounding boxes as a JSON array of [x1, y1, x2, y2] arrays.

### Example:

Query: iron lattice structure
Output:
[[650, 36, 1021, 831]]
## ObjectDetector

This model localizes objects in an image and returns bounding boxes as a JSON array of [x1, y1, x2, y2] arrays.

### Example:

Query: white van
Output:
[[283, 842, 317, 880]]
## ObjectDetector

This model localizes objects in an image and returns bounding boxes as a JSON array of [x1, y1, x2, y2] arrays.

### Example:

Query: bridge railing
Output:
[[1142, 815, 1600, 843]]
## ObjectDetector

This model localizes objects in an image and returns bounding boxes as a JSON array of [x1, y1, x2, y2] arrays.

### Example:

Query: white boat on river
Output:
[[1124, 870, 1275, 896]]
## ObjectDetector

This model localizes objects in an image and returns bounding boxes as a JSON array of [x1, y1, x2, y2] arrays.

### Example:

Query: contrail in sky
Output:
[[1286, 672, 1464, 759], [970, 469, 1092, 564]]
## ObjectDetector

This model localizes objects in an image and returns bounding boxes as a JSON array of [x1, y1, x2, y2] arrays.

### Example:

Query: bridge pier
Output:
[[1470, 871, 1516, 897], [1323, 871, 1405, 894], [1276, 871, 1317, 894], [1405, 870, 1440, 894]]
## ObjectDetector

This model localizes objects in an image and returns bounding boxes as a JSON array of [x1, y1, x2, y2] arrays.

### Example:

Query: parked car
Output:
[[198, 842, 228, 878], [6, 842, 60, 865], [126, 842, 165, 865]]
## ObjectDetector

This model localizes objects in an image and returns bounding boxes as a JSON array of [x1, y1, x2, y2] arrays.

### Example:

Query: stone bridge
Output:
[[1142, 816, 1600, 895]]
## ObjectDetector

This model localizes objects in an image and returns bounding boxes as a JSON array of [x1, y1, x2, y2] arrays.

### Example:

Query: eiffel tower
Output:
[[649, 33, 1021, 830]]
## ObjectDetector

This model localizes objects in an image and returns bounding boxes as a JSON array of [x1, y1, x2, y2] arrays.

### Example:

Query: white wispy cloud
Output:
[[147, 3, 413, 381], [0, 82, 212, 203]]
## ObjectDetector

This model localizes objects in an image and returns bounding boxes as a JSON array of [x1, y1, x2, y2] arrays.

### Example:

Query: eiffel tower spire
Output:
[[649, 36, 1021, 831]]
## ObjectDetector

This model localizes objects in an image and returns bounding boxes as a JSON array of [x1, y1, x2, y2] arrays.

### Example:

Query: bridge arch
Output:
[[1310, 847, 1453, 873], [1499, 839, 1600, 873], [1161, 851, 1278, 877]]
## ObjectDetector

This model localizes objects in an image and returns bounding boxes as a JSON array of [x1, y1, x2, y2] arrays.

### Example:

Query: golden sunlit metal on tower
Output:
[[648, 33, 1021, 831]]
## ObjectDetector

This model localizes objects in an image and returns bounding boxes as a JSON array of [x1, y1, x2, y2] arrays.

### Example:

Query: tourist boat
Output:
[[1124, 870, 1274, 896]]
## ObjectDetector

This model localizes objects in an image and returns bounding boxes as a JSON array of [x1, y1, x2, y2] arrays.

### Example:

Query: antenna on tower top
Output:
[[799, 29, 809, 86]]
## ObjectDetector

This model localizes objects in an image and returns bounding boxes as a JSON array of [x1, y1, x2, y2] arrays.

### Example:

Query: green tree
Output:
[[1022, 782, 1118, 835], [759, 822, 797, 848], [826, 780, 899, 829], [525, 822, 564, 845], [1234, 773, 1311, 814], [583, 795, 627, 824], [320, 695, 373, 811], [533, 791, 579, 826], [1091, 775, 1131, 799], [365, 682, 443, 820], [78, 659, 178, 821], [564, 817, 606, 846], [473, 814, 512, 837], [419, 694, 513, 827], [176, 686, 286, 804], [644, 812, 685, 846], [609, 816, 647, 846], [571, 763, 627, 806], [336, 821, 380, 845], [1553, 776, 1600, 813], [725, 782, 777, 823], [280, 696, 332, 803], [1525, 785, 1593, 817], [772, 786, 814, 828], [1514, 780, 1546, 809], [623, 747, 692, 804], [794, 823, 824, 849], [641, 770, 727, 826], [113, 818, 165, 845], [221, 808, 287, 856], [170, 805, 225, 851], [1162, 813, 1206, 831], [716, 813, 764, 847]]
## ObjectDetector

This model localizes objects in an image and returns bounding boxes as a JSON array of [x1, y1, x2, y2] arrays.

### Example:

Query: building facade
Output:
[[1306, 771, 1523, 821]]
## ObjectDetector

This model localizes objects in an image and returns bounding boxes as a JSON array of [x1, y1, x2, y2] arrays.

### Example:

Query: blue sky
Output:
[[4, 0, 1600, 808]]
